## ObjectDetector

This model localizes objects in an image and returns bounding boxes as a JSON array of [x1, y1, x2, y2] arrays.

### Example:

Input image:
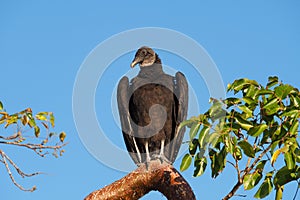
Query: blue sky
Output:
[[1, 1, 299, 199]]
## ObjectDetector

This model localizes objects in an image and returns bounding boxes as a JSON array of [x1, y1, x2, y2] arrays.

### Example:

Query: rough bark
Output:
[[84, 160, 195, 200]]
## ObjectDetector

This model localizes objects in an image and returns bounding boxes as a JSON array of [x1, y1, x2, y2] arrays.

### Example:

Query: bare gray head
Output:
[[130, 46, 159, 68]]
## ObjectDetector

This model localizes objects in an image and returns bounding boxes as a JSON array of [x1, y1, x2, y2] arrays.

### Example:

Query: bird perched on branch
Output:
[[117, 46, 188, 166]]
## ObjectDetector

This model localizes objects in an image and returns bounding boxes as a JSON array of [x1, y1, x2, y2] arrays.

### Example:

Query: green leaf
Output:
[[275, 186, 283, 200], [284, 152, 295, 170], [234, 146, 242, 160], [34, 126, 40, 137], [238, 105, 253, 118], [238, 140, 255, 158], [198, 126, 210, 148], [189, 139, 198, 156], [209, 132, 221, 147], [243, 171, 263, 190], [244, 84, 259, 99], [290, 95, 300, 107], [0, 101, 3, 110], [209, 147, 227, 178], [273, 166, 300, 187], [216, 146, 227, 171], [223, 97, 241, 108], [189, 122, 200, 140], [256, 160, 267, 170], [270, 140, 280, 155], [178, 119, 195, 130], [281, 110, 299, 118], [209, 152, 218, 178], [228, 78, 259, 93], [180, 154, 192, 172], [273, 125, 281, 136], [5, 115, 18, 127], [26, 112, 33, 119], [267, 76, 279, 88], [224, 135, 234, 155], [274, 84, 293, 99], [193, 155, 207, 177], [50, 112, 55, 127], [248, 124, 268, 137], [262, 98, 280, 115], [28, 118, 36, 128], [208, 99, 226, 121], [235, 115, 253, 131], [295, 148, 300, 163], [254, 177, 273, 199], [35, 113, 47, 121], [271, 148, 284, 166], [243, 97, 257, 105], [289, 120, 299, 136], [258, 89, 274, 96]]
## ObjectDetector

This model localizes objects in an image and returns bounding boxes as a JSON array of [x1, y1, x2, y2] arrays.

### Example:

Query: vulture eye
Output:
[[141, 49, 147, 55]]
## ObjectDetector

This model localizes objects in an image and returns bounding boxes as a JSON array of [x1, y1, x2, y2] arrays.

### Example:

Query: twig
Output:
[[0, 141, 67, 158], [234, 194, 247, 198], [0, 141, 66, 150], [243, 143, 272, 176], [4, 150, 42, 177], [0, 131, 21, 140], [223, 143, 273, 200], [235, 153, 241, 180], [227, 160, 235, 168], [261, 145, 277, 171], [223, 177, 243, 200], [245, 157, 252, 170], [33, 149, 49, 157], [293, 180, 300, 200], [0, 150, 37, 192]]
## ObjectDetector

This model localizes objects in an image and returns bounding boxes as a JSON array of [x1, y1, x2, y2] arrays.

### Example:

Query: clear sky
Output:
[[1, 1, 299, 200]]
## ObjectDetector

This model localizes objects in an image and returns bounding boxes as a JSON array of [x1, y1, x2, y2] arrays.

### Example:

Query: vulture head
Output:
[[130, 46, 159, 68]]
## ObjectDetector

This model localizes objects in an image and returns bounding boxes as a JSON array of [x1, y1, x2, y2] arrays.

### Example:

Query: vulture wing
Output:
[[169, 72, 188, 163], [117, 76, 141, 165]]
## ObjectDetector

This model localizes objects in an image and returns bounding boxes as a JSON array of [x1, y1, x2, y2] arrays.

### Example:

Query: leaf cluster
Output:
[[0, 103, 66, 157], [0, 101, 67, 191], [180, 76, 300, 199]]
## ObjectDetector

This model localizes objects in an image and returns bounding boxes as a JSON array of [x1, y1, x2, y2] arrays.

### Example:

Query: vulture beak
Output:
[[130, 60, 138, 68], [130, 57, 142, 68]]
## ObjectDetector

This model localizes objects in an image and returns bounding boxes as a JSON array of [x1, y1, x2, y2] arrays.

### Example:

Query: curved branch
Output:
[[0, 141, 66, 150], [0, 150, 38, 192], [223, 143, 273, 200], [85, 160, 195, 200], [0, 131, 21, 140]]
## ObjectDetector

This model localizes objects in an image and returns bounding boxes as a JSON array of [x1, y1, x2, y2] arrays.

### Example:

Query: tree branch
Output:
[[223, 143, 273, 200], [0, 104, 67, 192], [0, 141, 66, 191], [0, 141, 67, 157], [0, 131, 21, 140], [293, 180, 300, 200], [84, 160, 196, 200], [0, 141, 66, 150], [0, 150, 38, 192]]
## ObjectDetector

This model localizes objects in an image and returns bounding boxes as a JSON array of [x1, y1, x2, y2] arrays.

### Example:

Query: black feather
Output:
[[117, 47, 188, 165]]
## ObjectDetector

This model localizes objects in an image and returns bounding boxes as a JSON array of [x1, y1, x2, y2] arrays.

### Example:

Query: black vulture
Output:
[[117, 46, 188, 165]]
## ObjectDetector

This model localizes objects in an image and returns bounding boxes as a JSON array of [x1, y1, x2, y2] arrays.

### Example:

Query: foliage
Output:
[[0, 101, 66, 192], [180, 76, 300, 199]]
